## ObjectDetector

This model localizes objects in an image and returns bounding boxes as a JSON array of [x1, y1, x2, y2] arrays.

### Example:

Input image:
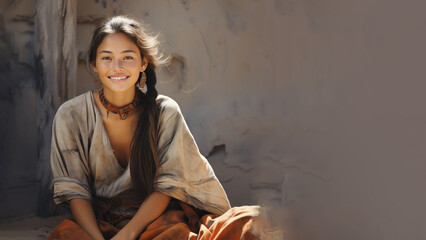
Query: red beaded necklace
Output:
[[99, 88, 139, 120]]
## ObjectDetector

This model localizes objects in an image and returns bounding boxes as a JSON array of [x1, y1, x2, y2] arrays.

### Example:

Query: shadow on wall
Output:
[[0, 10, 38, 219]]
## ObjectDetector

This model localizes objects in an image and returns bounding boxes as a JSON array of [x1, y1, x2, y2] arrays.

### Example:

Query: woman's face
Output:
[[92, 33, 147, 93]]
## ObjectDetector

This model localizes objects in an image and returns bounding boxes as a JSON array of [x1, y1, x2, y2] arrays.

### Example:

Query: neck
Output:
[[102, 87, 136, 107]]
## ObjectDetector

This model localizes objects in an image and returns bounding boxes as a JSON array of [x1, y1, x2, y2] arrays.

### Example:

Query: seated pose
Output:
[[48, 16, 259, 240]]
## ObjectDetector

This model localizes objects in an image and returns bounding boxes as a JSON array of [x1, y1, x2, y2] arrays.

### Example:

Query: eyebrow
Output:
[[99, 50, 137, 54]]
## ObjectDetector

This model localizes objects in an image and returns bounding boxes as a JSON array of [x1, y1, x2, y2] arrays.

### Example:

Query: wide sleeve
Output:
[[156, 97, 231, 215], [50, 105, 92, 205]]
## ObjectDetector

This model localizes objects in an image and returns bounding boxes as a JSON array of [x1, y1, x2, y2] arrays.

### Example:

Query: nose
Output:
[[112, 59, 124, 72]]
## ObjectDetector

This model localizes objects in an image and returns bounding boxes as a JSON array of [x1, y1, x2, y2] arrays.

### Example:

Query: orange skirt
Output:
[[47, 200, 259, 240]]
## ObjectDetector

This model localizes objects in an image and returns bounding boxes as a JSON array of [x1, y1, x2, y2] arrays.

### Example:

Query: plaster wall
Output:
[[0, 1, 37, 219]]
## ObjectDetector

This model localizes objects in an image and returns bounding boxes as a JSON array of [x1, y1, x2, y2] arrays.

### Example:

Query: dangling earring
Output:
[[137, 71, 147, 93], [94, 73, 103, 90]]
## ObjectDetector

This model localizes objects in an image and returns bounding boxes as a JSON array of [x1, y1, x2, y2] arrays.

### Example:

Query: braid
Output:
[[145, 65, 158, 101], [129, 65, 160, 197]]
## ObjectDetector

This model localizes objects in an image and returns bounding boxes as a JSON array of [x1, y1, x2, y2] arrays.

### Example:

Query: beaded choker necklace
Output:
[[99, 88, 139, 120]]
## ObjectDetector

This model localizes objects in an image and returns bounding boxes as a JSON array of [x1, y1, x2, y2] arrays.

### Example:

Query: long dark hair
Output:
[[88, 16, 166, 200]]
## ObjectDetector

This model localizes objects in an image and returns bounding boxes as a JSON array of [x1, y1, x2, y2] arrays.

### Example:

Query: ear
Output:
[[140, 57, 148, 72], [91, 63, 98, 74]]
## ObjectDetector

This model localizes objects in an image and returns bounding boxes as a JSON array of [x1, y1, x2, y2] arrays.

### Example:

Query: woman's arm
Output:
[[112, 191, 171, 240], [70, 198, 105, 240]]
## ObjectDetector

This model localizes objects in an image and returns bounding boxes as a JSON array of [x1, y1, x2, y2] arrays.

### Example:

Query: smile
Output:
[[108, 76, 129, 82]]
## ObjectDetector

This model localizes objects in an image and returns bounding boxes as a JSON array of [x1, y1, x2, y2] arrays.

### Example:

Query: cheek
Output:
[[122, 61, 141, 70], [97, 61, 112, 71]]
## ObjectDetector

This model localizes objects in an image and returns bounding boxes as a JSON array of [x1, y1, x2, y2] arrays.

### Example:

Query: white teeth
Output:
[[110, 76, 127, 80]]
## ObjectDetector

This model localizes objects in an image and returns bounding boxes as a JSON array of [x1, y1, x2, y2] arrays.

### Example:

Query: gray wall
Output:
[[0, 1, 38, 219], [2, 0, 426, 239]]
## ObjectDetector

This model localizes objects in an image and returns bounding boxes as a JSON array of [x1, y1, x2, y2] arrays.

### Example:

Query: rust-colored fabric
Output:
[[47, 201, 259, 240]]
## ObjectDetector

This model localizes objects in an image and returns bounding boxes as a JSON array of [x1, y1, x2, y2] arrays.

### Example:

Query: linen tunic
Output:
[[50, 91, 231, 215]]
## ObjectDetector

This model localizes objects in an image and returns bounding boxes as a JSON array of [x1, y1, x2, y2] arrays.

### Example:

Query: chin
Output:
[[105, 84, 135, 93]]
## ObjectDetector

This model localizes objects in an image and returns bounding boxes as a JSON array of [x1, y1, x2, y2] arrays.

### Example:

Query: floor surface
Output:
[[0, 215, 66, 240]]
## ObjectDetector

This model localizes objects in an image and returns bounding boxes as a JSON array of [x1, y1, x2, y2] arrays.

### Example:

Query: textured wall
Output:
[[0, 1, 38, 219], [3, 0, 426, 239]]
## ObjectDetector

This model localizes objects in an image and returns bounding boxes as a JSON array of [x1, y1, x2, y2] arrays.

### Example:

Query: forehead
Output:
[[97, 33, 140, 53]]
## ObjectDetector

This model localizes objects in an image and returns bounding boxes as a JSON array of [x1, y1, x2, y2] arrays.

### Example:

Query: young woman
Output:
[[48, 16, 259, 240]]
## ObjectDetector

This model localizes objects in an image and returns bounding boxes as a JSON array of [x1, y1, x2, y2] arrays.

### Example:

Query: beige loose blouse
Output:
[[50, 91, 230, 215]]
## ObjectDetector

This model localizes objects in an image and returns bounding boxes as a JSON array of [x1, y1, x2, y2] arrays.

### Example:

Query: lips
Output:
[[108, 75, 129, 82]]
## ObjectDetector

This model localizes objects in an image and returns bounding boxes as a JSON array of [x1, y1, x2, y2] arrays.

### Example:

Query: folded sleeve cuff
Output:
[[51, 177, 92, 204], [156, 176, 231, 215]]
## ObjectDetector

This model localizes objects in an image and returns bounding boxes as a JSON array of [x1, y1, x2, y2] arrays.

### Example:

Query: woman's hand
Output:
[[111, 227, 136, 240], [111, 191, 171, 239]]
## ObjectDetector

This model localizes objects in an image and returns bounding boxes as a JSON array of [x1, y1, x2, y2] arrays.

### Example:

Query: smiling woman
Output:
[[47, 15, 260, 240]]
